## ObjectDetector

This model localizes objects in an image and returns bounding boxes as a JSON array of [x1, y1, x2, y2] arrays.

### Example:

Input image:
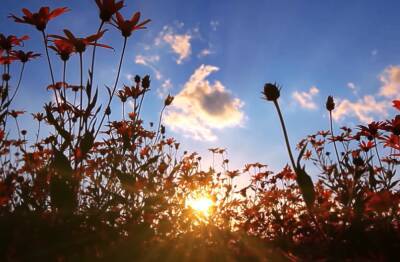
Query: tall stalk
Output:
[[95, 37, 127, 139], [329, 111, 343, 174]]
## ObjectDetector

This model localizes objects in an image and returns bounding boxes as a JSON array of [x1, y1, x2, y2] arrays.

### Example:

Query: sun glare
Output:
[[186, 195, 214, 217]]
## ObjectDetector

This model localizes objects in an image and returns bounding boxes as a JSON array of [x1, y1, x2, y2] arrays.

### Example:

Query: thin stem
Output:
[[41, 31, 59, 107], [154, 106, 166, 145], [330, 111, 343, 174], [374, 137, 385, 176], [8, 62, 25, 103], [273, 100, 296, 170], [79, 53, 84, 131], [89, 21, 104, 91], [95, 37, 127, 139]]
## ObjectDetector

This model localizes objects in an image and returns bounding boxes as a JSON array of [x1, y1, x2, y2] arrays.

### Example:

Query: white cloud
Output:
[[347, 82, 358, 95], [157, 79, 173, 98], [292, 86, 319, 110], [332, 95, 388, 123], [164, 65, 245, 141], [371, 49, 378, 56], [156, 25, 192, 64], [379, 65, 400, 98], [210, 20, 219, 31], [134, 54, 162, 80], [198, 48, 212, 58]]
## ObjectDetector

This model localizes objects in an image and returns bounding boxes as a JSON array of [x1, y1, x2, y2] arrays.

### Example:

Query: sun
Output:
[[186, 195, 214, 217]]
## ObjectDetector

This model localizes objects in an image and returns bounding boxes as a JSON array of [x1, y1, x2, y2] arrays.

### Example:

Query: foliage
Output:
[[1, 1, 400, 261]]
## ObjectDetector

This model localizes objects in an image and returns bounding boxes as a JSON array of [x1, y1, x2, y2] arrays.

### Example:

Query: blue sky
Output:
[[1, 0, 400, 175]]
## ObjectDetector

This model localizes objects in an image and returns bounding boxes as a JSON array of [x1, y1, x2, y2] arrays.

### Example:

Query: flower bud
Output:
[[2, 73, 10, 81], [105, 106, 111, 116], [262, 83, 280, 101], [164, 94, 174, 106], [326, 96, 335, 111], [134, 75, 141, 83], [142, 75, 150, 90]]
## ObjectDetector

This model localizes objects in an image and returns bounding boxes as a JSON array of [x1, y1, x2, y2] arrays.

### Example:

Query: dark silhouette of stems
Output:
[[273, 100, 296, 170], [41, 31, 59, 107], [154, 106, 166, 145], [95, 37, 127, 139], [373, 137, 385, 177], [329, 111, 343, 174], [8, 62, 25, 104], [89, 22, 104, 91]]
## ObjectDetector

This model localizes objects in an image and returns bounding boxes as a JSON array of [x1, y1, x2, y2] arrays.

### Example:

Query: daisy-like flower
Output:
[[48, 39, 74, 61], [0, 34, 29, 52], [9, 7, 69, 31], [48, 29, 112, 53], [95, 0, 124, 22], [112, 11, 151, 38], [11, 50, 40, 63]]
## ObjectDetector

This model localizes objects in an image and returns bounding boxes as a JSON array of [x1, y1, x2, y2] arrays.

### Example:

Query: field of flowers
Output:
[[1, 1, 399, 261]]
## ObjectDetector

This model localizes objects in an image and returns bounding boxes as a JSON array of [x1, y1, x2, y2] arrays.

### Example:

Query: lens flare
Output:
[[186, 196, 214, 217]]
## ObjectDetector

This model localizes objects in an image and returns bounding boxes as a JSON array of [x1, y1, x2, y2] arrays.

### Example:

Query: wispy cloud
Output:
[[292, 86, 319, 110], [210, 20, 219, 31], [347, 82, 358, 95], [198, 48, 212, 58], [157, 79, 173, 98], [379, 65, 400, 98], [332, 95, 388, 123], [156, 25, 192, 64], [164, 65, 244, 141], [134, 54, 162, 80]]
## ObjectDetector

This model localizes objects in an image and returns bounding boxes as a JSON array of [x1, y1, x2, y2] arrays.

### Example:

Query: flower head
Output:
[[49, 29, 112, 53], [0, 34, 29, 52], [262, 83, 280, 101], [95, 0, 124, 22], [11, 50, 40, 63], [326, 96, 335, 111], [9, 7, 69, 31], [48, 39, 74, 61], [164, 94, 174, 106], [112, 11, 151, 38]]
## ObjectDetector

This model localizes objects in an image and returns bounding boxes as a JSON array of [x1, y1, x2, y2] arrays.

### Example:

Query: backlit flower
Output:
[[0, 34, 29, 52], [9, 7, 69, 31], [11, 50, 40, 63], [112, 11, 151, 38], [48, 39, 74, 61], [262, 83, 280, 101], [95, 0, 124, 22], [49, 29, 112, 53]]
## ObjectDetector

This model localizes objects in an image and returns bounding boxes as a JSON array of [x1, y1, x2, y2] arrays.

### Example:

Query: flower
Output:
[[0, 34, 29, 52], [326, 96, 335, 111], [48, 39, 74, 61], [357, 121, 384, 140], [9, 6, 69, 31], [95, 0, 124, 22], [262, 83, 280, 101], [112, 11, 151, 38], [9, 110, 25, 118], [48, 29, 112, 53], [393, 100, 400, 111], [383, 115, 400, 136], [164, 94, 174, 106], [11, 50, 40, 63]]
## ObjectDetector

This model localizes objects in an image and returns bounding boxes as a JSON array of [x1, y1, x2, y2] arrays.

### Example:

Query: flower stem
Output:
[[273, 100, 296, 170], [95, 37, 127, 139], [329, 111, 343, 174], [41, 31, 59, 107], [8, 62, 25, 104]]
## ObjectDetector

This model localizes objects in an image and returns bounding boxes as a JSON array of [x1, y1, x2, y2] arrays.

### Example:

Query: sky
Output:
[[1, 0, 400, 178]]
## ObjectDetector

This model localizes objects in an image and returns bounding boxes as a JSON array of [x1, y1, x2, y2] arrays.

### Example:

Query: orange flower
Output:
[[0, 34, 29, 51], [95, 0, 124, 22], [112, 11, 150, 38], [9, 110, 25, 118], [49, 29, 112, 53], [393, 100, 400, 111], [9, 6, 69, 31], [48, 39, 74, 61], [11, 50, 40, 63]]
